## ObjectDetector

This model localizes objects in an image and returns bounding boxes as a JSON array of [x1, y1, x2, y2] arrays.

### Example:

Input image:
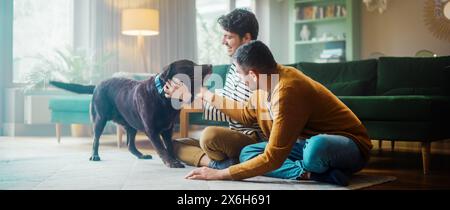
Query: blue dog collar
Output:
[[155, 74, 165, 95]]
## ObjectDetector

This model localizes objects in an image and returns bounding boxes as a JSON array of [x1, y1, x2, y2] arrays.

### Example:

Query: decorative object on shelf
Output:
[[363, 0, 388, 14], [300, 25, 311, 41], [424, 0, 450, 42]]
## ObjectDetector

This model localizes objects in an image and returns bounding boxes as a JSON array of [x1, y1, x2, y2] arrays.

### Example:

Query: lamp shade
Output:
[[122, 9, 159, 36]]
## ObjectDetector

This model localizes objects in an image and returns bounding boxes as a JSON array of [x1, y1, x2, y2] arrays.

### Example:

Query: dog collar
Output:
[[154, 74, 165, 95]]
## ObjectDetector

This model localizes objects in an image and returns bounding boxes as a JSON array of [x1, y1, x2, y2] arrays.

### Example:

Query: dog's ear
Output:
[[161, 63, 175, 81], [166, 63, 174, 79]]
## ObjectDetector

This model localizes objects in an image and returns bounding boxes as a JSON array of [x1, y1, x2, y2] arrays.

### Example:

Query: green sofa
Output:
[[186, 56, 450, 174]]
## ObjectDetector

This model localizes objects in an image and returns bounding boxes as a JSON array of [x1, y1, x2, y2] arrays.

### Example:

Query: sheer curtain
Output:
[[0, 0, 14, 135], [75, 0, 197, 77]]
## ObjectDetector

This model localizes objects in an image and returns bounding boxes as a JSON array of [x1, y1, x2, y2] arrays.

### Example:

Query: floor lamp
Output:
[[122, 9, 159, 72]]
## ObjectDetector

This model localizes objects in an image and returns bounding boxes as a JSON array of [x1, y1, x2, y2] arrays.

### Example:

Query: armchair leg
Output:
[[180, 110, 189, 138], [421, 142, 431, 175], [391, 141, 395, 151], [117, 125, 124, 148], [378, 140, 383, 150], [56, 123, 62, 144]]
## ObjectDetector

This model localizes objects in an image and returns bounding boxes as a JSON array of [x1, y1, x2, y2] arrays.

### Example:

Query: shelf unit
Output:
[[289, 0, 360, 63]]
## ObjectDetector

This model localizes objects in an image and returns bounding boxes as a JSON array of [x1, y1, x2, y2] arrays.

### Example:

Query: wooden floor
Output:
[[361, 149, 450, 190], [187, 128, 450, 190]]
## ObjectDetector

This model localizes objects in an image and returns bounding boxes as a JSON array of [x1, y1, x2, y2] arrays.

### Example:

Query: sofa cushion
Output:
[[291, 59, 378, 96], [383, 87, 446, 96], [327, 80, 373, 96], [49, 96, 92, 112], [339, 95, 450, 121], [51, 111, 92, 124], [376, 56, 450, 96]]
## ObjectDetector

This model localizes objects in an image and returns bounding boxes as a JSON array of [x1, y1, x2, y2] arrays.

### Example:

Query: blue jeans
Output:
[[239, 134, 367, 180]]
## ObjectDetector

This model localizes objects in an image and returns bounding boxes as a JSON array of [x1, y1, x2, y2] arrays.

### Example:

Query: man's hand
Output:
[[163, 79, 192, 103], [185, 167, 232, 180], [196, 87, 215, 103]]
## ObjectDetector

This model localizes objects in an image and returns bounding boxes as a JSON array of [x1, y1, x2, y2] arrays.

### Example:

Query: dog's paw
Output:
[[165, 160, 185, 168], [139, 155, 153, 160], [89, 155, 101, 161]]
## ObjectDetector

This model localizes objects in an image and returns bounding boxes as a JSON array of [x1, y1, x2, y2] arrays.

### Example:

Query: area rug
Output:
[[0, 150, 396, 190]]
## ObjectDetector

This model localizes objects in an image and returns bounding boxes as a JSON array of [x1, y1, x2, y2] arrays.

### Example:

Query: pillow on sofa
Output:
[[291, 59, 378, 96], [377, 56, 450, 96], [326, 80, 372, 96]]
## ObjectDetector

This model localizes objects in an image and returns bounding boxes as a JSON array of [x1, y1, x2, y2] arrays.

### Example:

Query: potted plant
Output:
[[23, 47, 113, 91], [21, 47, 113, 137]]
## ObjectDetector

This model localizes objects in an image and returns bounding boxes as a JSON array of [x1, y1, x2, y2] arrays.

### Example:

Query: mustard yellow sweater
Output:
[[210, 64, 373, 180]]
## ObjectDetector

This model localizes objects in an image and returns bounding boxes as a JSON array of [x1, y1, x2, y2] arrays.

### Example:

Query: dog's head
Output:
[[159, 60, 212, 102]]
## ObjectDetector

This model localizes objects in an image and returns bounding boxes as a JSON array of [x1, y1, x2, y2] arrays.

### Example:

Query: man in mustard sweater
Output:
[[169, 41, 373, 186]]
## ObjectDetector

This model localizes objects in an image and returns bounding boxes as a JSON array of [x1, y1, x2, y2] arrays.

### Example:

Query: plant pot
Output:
[[71, 124, 91, 137]]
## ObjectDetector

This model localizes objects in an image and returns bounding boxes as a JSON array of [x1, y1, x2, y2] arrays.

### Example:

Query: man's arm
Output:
[[228, 87, 312, 180], [203, 63, 253, 123], [201, 89, 258, 127]]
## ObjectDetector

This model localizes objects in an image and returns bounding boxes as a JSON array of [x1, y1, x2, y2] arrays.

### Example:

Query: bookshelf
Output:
[[289, 0, 360, 63]]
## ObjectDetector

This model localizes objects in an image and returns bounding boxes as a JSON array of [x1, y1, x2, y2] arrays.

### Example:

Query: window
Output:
[[236, 0, 253, 10], [196, 0, 253, 65], [13, 0, 73, 83]]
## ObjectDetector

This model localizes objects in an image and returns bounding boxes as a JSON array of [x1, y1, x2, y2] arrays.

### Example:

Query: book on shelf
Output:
[[341, 6, 347, 17], [315, 48, 345, 63], [314, 58, 343, 63], [320, 49, 344, 58], [297, 4, 346, 21], [303, 6, 314, 19], [316, 6, 324, 19], [325, 5, 335, 18], [335, 5, 347, 17], [336, 5, 341, 17]]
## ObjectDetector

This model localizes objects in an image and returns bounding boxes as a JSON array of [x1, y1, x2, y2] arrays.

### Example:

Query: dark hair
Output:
[[218, 8, 259, 40], [233, 41, 277, 74]]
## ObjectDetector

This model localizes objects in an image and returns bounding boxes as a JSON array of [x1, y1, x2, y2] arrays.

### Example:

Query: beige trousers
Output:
[[173, 126, 259, 167]]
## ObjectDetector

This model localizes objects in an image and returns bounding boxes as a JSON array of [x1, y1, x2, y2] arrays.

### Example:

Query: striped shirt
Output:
[[203, 63, 262, 136]]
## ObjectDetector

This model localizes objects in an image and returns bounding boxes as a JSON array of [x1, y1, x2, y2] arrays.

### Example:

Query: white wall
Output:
[[361, 0, 450, 58], [255, 0, 290, 64]]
